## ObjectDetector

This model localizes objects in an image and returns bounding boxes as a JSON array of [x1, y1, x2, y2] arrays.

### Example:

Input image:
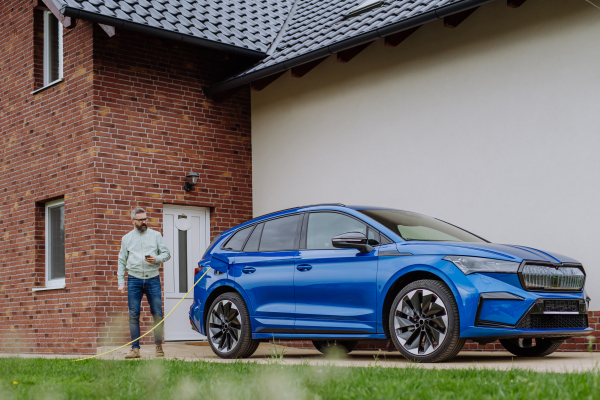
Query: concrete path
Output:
[[3, 342, 600, 372]]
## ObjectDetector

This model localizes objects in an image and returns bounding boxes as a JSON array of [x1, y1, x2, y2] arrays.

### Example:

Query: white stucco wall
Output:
[[251, 0, 600, 307]]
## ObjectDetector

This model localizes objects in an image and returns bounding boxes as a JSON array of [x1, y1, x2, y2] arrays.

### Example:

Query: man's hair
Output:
[[131, 207, 146, 219]]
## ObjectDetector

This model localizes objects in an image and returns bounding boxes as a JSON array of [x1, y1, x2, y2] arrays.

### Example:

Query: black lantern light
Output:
[[184, 171, 200, 191]]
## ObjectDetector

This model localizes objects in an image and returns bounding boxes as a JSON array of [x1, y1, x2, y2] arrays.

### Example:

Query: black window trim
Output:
[[300, 210, 391, 251], [221, 225, 255, 251], [221, 212, 305, 253]]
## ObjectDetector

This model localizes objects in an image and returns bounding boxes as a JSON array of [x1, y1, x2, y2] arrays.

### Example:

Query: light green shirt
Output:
[[117, 228, 171, 285]]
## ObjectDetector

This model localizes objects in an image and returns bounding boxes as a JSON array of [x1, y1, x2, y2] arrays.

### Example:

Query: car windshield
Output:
[[358, 209, 487, 242]]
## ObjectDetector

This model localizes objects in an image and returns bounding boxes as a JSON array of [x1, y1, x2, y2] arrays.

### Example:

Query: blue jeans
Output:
[[128, 276, 163, 349]]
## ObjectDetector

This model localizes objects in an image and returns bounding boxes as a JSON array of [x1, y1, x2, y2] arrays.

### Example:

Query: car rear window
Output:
[[243, 224, 263, 252], [222, 226, 253, 251], [259, 215, 300, 252]]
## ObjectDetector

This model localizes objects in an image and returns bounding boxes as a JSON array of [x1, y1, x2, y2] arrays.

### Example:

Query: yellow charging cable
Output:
[[74, 267, 213, 362]]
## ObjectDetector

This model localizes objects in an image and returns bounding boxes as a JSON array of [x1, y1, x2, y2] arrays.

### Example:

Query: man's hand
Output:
[[119, 285, 125, 294], [145, 255, 157, 264]]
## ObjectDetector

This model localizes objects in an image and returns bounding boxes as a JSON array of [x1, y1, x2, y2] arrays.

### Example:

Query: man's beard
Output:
[[136, 224, 147, 232]]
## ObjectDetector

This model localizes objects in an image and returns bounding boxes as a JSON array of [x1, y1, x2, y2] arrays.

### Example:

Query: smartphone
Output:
[[145, 255, 151, 259]]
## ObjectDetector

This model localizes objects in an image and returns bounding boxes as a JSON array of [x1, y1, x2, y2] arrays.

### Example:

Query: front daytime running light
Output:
[[444, 256, 520, 275]]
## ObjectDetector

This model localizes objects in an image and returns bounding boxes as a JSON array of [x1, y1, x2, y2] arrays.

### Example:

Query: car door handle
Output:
[[296, 264, 312, 271], [242, 267, 256, 274]]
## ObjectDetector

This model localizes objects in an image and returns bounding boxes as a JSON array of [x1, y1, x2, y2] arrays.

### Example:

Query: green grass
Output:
[[1, 357, 600, 400]]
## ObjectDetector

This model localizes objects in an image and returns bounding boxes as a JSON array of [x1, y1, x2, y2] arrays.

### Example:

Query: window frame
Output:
[[221, 213, 304, 253], [300, 211, 390, 250], [44, 198, 65, 289], [43, 10, 63, 87]]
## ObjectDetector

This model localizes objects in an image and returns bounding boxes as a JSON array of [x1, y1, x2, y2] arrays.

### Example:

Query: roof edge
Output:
[[204, 0, 496, 96], [61, 6, 267, 60]]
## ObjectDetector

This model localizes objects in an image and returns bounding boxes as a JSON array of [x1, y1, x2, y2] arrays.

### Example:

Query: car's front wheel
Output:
[[389, 279, 464, 363], [207, 292, 259, 359], [499, 338, 565, 357]]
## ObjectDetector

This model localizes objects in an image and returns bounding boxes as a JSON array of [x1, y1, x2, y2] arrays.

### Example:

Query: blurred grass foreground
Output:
[[2, 357, 600, 400]]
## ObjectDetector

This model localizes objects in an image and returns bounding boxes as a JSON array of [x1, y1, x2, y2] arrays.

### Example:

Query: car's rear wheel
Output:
[[312, 340, 359, 354], [207, 292, 259, 359], [389, 279, 465, 363], [499, 338, 565, 357]]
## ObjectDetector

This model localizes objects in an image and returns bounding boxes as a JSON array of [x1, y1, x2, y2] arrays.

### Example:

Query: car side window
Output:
[[306, 212, 367, 250], [243, 224, 263, 252], [223, 226, 253, 251], [367, 228, 380, 246], [258, 215, 300, 252]]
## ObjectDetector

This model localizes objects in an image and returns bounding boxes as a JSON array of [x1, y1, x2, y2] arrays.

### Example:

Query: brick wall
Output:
[[0, 0, 252, 355]]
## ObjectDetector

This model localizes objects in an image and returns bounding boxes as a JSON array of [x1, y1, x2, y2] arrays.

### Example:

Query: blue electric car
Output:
[[189, 204, 590, 362]]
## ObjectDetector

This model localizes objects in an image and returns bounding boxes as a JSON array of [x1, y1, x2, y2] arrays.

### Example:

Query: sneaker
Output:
[[156, 344, 164, 357], [125, 348, 141, 359]]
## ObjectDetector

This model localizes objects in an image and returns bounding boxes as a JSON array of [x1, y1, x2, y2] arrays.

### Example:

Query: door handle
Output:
[[296, 264, 312, 271], [242, 267, 256, 274]]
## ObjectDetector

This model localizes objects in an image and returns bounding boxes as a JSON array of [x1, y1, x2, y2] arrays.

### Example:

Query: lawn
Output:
[[1, 357, 599, 400]]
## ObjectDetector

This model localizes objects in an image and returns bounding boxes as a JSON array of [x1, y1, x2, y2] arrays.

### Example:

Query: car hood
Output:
[[395, 242, 580, 264]]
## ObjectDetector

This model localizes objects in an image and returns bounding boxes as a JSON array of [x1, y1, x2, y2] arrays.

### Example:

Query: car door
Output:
[[230, 214, 301, 334], [294, 211, 379, 334]]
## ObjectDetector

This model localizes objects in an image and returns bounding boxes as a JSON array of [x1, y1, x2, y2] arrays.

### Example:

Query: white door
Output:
[[162, 205, 210, 341]]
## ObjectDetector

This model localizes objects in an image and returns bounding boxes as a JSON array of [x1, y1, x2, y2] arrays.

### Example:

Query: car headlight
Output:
[[444, 256, 520, 275]]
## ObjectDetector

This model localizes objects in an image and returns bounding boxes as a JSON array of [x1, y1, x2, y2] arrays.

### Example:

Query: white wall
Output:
[[252, 0, 600, 307]]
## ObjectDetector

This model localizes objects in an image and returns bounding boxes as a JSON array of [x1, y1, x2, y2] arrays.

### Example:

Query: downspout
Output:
[[203, 0, 497, 97]]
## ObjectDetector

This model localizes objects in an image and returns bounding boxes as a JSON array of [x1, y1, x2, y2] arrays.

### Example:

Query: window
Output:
[[358, 209, 487, 242], [43, 11, 63, 86], [223, 226, 253, 251], [367, 228, 380, 246], [258, 215, 300, 252], [45, 199, 65, 288], [243, 224, 263, 252], [306, 212, 367, 250]]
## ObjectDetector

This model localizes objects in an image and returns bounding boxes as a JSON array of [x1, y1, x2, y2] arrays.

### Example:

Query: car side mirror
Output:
[[332, 231, 374, 253]]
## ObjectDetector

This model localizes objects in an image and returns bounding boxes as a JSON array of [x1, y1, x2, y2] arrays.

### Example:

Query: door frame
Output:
[[163, 204, 210, 298]]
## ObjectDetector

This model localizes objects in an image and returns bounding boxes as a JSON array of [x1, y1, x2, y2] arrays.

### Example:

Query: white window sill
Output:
[[32, 285, 66, 292], [31, 78, 64, 95]]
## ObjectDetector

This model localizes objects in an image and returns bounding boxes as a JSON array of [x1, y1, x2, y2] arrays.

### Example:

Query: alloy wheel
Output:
[[208, 300, 242, 353], [393, 288, 448, 355]]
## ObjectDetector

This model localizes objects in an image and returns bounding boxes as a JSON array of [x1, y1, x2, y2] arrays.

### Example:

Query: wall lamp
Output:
[[184, 172, 199, 191]]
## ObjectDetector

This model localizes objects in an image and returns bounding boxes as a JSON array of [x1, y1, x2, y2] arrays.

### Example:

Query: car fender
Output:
[[378, 257, 475, 334], [200, 279, 256, 335]]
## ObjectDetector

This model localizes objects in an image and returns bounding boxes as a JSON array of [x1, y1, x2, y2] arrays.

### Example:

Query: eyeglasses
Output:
[[133, 218, 148, 222]]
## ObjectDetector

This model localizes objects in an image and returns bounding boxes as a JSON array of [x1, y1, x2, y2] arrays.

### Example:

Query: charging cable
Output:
[[74, 267, 212, 362]]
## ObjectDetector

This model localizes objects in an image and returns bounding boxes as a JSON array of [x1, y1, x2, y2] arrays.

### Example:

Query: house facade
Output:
[[1, 0, 255, 354], [1, 0, 598, 354]]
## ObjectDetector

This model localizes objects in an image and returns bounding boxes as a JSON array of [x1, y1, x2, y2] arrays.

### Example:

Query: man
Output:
[[118, 207, 171, 359]]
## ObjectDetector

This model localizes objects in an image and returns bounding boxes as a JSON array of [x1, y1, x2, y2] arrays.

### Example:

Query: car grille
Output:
[[517, 314, 588, 330], [521, 263, 585, 291], [544, 300, 579, 313]]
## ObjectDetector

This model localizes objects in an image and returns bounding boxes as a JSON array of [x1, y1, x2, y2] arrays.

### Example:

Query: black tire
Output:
[[499, 338, 565, 357], [206, 292, 258, 359], [312, 340, 359, 354], [239, 339, 261, 358], [389, 279, 465, 363]]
